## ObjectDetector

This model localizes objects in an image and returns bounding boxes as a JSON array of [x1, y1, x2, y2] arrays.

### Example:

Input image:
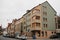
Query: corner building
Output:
[[21, 1, 57, 38]]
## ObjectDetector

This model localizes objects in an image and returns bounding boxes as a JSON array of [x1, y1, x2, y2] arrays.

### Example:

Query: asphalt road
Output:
[[0, 35, 18, 40], [0, 35, 60, 40]]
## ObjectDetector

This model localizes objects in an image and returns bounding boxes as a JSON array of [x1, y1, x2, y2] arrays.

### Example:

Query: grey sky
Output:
[[0, 0, 60, 28]]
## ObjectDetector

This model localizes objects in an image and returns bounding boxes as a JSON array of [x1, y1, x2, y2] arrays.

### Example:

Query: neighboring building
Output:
[[14, 18, 23, 35], [56, 16, 60, 34], [10, 19, 17, 37], [16, 17, 27, 35], [7, 23, 12, 36], [21, 1, 57, 38], [7, 18, 26, 37], [15, 19, 21, 35]]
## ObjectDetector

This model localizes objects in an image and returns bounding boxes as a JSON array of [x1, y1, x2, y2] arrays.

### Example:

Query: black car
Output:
[[49, 35, 58, 39]]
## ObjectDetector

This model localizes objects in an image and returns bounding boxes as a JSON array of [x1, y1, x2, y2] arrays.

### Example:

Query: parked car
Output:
[[56, 33, 60, 38], [19, 35, 27, 40], [49, 34, 58, 39], [15, 32, 21, 39], [9, 34, 15, 38], [3, 31, 7, 37], [6, 34, 10, 37], [15, 34, 20, 39], [15, 35, 27, 40]]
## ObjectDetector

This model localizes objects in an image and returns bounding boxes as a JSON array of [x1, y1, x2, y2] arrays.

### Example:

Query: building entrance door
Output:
[[31, 30, 40, 37]]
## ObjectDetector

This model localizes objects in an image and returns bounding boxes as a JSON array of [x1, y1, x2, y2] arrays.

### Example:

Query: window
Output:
[[43, 24, 45, 27], [33, 9, 40, 14], [32, 23, 35, 27], [32, 23, 40, 27], [46, 24, 47, 27], [32, 16, 40, 20], [43, 17, 47, 22], [43, 12, 47, 16], [36, 16, 40, 20], [43, 24, 48, 28], [36, 23, 40, 27]]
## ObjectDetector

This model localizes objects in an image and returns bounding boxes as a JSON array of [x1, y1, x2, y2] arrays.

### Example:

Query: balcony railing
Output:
[[30, 27, 41, 31], [32, 19, 41, 23], [32, 13, 40, 16]]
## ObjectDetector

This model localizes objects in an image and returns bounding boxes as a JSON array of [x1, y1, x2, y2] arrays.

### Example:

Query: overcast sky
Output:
[[0, 0, 60, 28]]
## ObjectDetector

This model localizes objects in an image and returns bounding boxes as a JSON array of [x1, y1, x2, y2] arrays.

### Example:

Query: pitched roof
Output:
[[42, 1, 57, 13], [23, 1, 57, 17]]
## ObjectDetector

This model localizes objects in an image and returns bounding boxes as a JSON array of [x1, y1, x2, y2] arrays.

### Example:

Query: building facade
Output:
[[6, 1, 57, 38], [56, 16, 60, 34], [21, 1, 57, 38], [9, 19, 17, 37], [7, 23, 12, 36]]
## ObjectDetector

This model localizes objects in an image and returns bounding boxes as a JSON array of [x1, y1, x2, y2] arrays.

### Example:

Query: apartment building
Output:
[[14, 17, 25, 35], [7, 23, 12, 36], [7, 1, 57, 38], [56, 16, 60, 35], [21, 1, 57, 38], [9, 19, 17, 37], [7, 17, 26, 37], [14, 19, 21, 35]]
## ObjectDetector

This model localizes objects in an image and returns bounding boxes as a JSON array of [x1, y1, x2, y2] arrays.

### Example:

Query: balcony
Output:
[[32, 13, 40, 17], [32, 15, 41, 23], [30, 27, 41, 31], [23, 24, 26, 26], [32, 20, 41, 23]]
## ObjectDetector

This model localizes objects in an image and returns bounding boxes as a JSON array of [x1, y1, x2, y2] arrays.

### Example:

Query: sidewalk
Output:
[[27, 39, 60, 40], [27, 37, 60, 40]]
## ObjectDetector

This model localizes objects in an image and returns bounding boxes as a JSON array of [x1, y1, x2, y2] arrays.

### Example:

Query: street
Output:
[[0, 35, 60, 40], [0, 35, 18, 40]]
